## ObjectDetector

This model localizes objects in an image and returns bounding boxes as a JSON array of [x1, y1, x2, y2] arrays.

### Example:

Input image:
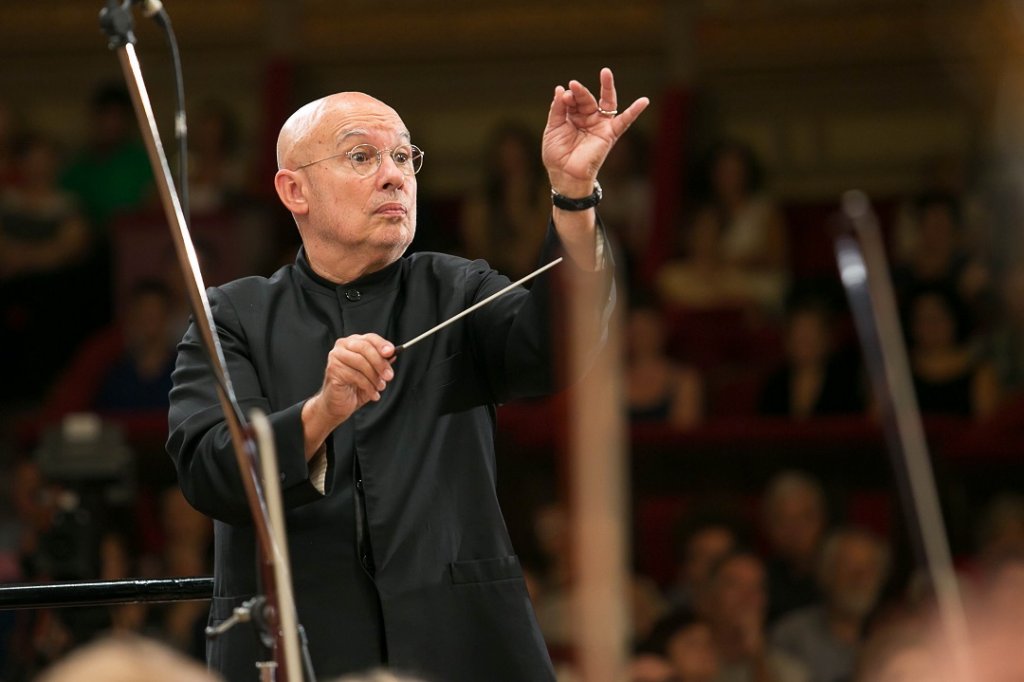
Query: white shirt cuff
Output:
[[308, 444, 328, 494], [593, 229, 608, 271]]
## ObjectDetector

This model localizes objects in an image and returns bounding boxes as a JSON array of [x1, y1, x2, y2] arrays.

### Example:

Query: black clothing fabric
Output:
[[766, 558, 820, 624], [629, 391, 674, 422], [758, 356, 863, 418], [912, 368, 973, 417], [167, 223, 611, 682], [95, 353, 175, 410]]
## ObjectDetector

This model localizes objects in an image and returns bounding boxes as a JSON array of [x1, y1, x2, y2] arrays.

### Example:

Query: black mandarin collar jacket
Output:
[[168, 222, 613, 681]]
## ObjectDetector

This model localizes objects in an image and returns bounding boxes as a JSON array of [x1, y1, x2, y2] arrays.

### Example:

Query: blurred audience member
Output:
[[0, 134, 98, 407], [35, 634, 221, 682], [633, 572, 671, 646], [40, 278, 178, 422], [0, 101, 21, 188], [461, 122, 549, 279], [694, 140, 789, 313], [905, 286, 999, 418], [94, 279, 178, 411], [758, 299, 863, 419], [188, 100, 247, 215], [99, 531, 148, 634], [598, 130, 652, 284], [630, 653, 678, 682], [770, 527, 890, 682], [155, 487, 211, 657], [626, 301, 704, 429], [656, 205, 767, 311], [60, 83, 153, 231], [0, 134, 90, 279], [668, 513, 743, 611], [762, 472, 828, 622], [892, 154, 989, 275], [641, 609, 720, 682], [988, 264, 1024, 393], [184, 101, 278, 274], [975, 493, 1024, 564], [854, 618, 933, 682], [10, 459, 60, 580], [160, 486, 213, 559], [695, 551, 809, 682], [530, 501, 572, 647], [892, 192, 989, 310]]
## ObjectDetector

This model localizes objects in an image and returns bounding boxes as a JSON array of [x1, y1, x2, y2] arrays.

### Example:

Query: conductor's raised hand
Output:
[[542, 67, 649, 197], [301, 333, 395, 458]]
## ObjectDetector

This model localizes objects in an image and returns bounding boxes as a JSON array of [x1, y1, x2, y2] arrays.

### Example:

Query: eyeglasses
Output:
[[294, 143, 424, 176]]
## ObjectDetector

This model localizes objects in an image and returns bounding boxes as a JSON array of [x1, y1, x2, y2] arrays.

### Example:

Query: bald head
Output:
[[272, 91, 418, 283], [276, 92, 405, 171]]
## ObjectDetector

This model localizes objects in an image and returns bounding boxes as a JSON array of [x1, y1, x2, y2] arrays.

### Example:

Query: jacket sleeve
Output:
[[166, 287, 333, 526], [468, 216, 615, 404]]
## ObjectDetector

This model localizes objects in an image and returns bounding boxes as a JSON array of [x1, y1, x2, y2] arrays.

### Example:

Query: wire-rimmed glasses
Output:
[[294, 143, 424, 176]]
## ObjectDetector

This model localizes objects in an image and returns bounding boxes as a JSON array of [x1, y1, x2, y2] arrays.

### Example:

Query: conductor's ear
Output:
[[275, 169, 309, 216]]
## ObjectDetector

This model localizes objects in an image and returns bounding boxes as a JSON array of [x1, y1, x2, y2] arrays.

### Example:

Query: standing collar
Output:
[[295, 246, 403, 296]]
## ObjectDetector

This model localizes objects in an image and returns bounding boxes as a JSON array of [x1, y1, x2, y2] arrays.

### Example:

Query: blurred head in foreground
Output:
[[330, 671, 426, 682], [36, 635, 221, 682]]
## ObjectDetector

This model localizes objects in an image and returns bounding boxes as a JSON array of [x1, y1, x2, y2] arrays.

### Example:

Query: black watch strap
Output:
[[551, 181, 602, 211]]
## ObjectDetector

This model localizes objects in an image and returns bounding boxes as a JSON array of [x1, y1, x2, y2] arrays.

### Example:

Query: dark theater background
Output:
[[2, 1, 1024, 681]]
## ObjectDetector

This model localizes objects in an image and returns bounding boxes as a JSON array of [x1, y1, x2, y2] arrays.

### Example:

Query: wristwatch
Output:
[[551, 181, 602, 211]]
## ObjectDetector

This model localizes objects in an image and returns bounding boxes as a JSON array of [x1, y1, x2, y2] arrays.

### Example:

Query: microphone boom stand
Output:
[[98, 3, 310, 680]]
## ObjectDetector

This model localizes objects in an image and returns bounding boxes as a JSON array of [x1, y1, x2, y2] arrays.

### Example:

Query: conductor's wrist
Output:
[[547, 170, 595, 199], [301, 394, 335, 459]]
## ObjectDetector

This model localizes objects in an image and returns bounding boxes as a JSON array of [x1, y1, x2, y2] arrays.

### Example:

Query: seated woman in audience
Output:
[[0, 134, 94, 406], [187, 100, 249, 215], [638, 609, 720, 682], [694, 551, 810, 682], [693, 140, 789, 312], [626, 300, 704, 429], [905, 285, 999, 418], [460, 122, 550, 280], [668, 512, 744, 611], [758, 298, 864, 419], [0, 134, 90, 279], [892, 191, 989, 310], [657, 205, 767, 312]]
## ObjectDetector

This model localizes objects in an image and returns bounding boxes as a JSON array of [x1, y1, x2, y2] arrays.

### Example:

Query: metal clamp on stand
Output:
[[205, 596, 272, 643], [98, 0, 136, 49]]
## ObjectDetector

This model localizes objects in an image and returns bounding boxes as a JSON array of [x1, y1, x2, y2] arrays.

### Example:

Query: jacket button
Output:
[[361, 554, 374, 571], [356, 478, 364, 491], [345, 289, 361, 302]]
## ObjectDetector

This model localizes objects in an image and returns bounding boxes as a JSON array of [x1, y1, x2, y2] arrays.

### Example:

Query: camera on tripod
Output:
[[32, 413, 136, 581]]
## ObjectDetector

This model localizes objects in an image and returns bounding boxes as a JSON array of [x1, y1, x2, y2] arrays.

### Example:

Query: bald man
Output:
[[168, 70, 647, 681]]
